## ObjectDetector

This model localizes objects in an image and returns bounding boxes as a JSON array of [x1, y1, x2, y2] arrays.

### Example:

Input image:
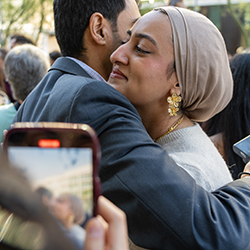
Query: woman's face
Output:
[[108, 10, 178, 111]]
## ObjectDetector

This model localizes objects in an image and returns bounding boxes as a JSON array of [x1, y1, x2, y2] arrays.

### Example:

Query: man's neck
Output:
[[75, 48, 111, 81], [86, 52, 112, 81]]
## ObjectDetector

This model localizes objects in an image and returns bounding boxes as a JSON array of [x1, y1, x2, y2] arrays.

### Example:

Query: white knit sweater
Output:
[[157, 123, 233, 191]]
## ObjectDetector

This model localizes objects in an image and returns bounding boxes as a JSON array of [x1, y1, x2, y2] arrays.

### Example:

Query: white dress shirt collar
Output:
[[66, 57, 106, 82]]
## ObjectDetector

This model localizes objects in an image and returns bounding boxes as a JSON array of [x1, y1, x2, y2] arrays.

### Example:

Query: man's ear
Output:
[[89, 12, 111, 45]]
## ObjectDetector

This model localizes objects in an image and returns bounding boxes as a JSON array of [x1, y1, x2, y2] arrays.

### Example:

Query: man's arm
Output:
[[68, 81, 250, 250]]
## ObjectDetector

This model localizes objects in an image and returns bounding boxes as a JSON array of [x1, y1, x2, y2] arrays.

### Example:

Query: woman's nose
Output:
[[110, 44, 129, 65]]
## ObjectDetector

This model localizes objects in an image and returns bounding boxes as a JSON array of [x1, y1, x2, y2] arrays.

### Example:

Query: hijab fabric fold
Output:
[[157, 7, 233, 122]]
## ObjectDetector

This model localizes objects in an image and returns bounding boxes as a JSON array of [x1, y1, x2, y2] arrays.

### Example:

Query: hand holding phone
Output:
[[1, 122, 101, 249]]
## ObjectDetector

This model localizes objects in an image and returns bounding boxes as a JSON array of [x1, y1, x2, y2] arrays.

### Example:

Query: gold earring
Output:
[[167, 92, 182, 116]]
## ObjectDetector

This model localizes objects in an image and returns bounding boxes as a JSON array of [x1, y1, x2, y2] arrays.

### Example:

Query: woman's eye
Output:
[[135, 45, 150, 54]]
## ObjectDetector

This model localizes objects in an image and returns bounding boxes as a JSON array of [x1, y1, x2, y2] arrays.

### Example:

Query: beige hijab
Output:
[[156, 7, 233, 122]]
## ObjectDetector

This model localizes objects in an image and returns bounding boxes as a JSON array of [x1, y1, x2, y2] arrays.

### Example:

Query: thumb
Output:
[[83, 217, 105, 250]]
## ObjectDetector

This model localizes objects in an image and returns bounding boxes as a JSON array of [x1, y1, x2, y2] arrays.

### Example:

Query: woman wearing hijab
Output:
[[108, 6, 233, 191]]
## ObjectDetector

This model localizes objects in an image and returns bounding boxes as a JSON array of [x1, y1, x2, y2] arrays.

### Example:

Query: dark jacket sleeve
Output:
[[68, 81, 250, 250]]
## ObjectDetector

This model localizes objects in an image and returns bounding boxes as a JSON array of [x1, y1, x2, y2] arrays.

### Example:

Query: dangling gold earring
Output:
[[167, 92, 182, 116]]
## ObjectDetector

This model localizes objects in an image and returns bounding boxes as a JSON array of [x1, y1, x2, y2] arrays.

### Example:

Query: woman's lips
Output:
[[110, 68, 127, 80]]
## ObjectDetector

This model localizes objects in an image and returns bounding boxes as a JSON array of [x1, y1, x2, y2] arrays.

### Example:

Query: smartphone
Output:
[[1, 122, 101, 249], [233, 135, 250, 163]]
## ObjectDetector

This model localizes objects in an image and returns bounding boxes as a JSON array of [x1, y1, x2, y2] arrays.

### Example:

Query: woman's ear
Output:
[[170, 82, 181, 96], [89, 12, 111, 45]]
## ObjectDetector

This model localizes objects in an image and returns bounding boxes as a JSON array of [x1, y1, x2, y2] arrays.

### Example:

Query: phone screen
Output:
[[8, 146, 93, 214]]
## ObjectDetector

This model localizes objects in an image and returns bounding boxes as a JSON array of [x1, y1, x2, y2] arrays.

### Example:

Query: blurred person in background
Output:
[[3, 33, 37, 102], [169, 0, 187, 8], [203, 49, 250, 179], [35, 186, 56, 214], [0, 44, 50, 143], [0, 88, 9, 106], [9, 33, 35, 49], [49, 50, 62, 65], [0, 47, 12, 104], [52, 193, 86, 250]]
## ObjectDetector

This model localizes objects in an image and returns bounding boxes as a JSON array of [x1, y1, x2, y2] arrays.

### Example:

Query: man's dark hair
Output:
[[53, 0, 140, 57], [35, 187, 53, 200]]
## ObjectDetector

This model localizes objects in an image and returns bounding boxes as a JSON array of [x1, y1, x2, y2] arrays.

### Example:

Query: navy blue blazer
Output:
[[13, 57, 250, 250]]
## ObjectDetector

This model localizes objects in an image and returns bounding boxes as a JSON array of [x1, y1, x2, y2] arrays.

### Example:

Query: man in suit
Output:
[[13, 0, 250, 249]]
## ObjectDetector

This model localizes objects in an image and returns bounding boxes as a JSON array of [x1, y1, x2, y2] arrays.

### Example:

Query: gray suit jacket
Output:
[[13, 57, 250, 250]]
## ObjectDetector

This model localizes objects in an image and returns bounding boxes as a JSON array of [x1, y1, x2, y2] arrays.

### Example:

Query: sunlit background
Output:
[[0, 0, 250, 56], [139, 0, 250, 56]]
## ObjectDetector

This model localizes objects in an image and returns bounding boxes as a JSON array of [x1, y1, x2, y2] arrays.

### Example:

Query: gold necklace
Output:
[[154, 115, 184, 142]]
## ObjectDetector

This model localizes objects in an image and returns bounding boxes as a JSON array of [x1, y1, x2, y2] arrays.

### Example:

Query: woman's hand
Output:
[[84, 196, 129, 250]]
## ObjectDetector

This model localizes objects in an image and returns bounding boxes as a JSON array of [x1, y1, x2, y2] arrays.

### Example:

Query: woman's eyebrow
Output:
[[135, 33, 158, 47]]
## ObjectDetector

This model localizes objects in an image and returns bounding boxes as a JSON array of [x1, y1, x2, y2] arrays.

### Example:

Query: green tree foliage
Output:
[[227, 0, 250, 48], [0, 0, 54, 46]]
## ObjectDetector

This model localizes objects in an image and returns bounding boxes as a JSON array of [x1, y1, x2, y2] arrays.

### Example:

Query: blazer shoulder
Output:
[[49, 57, 91, 78]]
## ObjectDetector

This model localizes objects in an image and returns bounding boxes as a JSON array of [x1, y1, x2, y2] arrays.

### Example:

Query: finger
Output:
[[96, 215, 109, 243], [98, 196, 129, 250], [83, 217, 105, 250], [2, 129, 8, 144]]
